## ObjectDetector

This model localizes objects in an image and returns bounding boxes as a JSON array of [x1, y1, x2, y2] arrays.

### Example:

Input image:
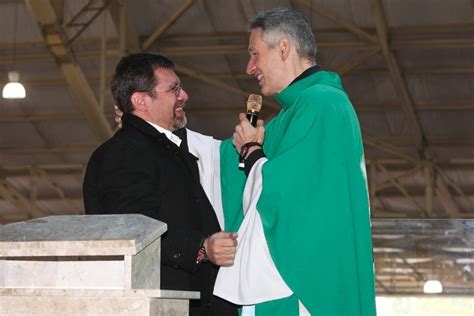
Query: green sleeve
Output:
[[219, 138, 246, 232]]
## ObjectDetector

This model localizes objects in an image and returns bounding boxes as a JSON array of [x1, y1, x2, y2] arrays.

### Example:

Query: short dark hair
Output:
[[110, 53, 175, 113], [249, 8, 316, 63]]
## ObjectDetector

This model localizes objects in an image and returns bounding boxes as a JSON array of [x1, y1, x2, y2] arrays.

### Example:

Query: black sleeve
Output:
[[244, 148, 266, 176]]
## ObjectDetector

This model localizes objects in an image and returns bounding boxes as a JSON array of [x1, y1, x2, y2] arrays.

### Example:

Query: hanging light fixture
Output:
[[423, 260, 443, 294], [2, 1, 26, 99], [2, 71, 26, 99], [423, 280, 443, 294], [423, 279, 443, 294]]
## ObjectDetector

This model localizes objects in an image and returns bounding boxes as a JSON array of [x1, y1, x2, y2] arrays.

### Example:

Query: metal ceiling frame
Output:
[[0, 0, 472, 296], [0, 0, 469, 220], [25, 0, 113, 142]]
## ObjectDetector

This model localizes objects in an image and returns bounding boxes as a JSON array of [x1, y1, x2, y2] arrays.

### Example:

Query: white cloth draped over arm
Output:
[[213, 158, 293, 305], [186, 129, 224, 230]]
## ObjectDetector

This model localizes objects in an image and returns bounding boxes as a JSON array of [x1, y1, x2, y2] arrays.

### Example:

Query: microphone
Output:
[[246, 94, 262, 126], [239, 94, 263, 169]]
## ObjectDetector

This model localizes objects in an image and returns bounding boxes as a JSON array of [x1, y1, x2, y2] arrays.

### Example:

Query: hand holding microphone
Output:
[[233, 94, 265, 169]]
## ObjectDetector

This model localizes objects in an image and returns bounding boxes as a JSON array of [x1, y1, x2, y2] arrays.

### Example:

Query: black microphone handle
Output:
[[247, 111, 259, 127]]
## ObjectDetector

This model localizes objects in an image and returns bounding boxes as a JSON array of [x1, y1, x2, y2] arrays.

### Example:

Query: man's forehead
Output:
[[155, 68, 179, 85], [248, 29, 265, 49], [249, 29, 260, 41]]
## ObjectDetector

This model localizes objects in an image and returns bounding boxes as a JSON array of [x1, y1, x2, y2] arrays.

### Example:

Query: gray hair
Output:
[[248, 8, 316, 63]]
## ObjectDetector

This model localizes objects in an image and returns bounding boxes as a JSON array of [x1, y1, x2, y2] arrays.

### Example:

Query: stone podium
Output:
[[0, 214, 199, 315]]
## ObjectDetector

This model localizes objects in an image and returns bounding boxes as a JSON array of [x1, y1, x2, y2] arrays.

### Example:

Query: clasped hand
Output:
[[204, 232, 238, 267], [232, 113, 265, 152]]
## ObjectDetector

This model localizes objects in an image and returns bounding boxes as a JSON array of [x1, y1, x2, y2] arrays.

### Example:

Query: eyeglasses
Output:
[[139, 82, 183, 98], [161, 82, 183, 97]]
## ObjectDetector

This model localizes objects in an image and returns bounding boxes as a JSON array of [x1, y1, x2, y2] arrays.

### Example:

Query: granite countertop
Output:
[[0, 214, 167, 257]]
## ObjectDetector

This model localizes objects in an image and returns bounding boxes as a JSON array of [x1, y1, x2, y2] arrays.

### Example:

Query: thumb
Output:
[[257, 125, 265, 144], [256, 119, 264, 128]]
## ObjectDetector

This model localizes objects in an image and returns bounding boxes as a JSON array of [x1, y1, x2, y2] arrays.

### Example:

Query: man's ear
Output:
[[278, 38, 290, 60], [131, 92, 147, 111]]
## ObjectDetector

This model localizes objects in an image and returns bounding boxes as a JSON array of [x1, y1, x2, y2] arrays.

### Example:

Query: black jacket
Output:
[[83, 113, 236, 316]]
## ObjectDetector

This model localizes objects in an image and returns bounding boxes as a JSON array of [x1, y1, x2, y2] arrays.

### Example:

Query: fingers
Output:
[[232, 123, 246, 151], [205, 231, 238, 266], [114, 105, 123, 129], [217, 257, 237, 267], [235, 125, 243, 134], [232, 112, 265, 152], [257, 124, 265, 144], [114, 105, 123, 117], [210, 232, 238, 246]]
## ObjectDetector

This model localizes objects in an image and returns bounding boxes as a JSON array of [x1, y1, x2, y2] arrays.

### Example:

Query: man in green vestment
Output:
[[214, 8, 377, 316]]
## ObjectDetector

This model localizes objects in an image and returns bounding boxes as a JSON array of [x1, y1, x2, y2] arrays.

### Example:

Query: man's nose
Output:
[[178, 88, 189, 101], [246, 58, 256, 75]]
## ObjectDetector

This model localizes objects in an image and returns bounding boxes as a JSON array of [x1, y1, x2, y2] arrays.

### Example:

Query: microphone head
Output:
[[247, 94, 262, 113]]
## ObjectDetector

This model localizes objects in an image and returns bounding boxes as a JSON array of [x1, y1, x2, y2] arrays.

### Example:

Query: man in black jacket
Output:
[[83, 53, 237, 316]]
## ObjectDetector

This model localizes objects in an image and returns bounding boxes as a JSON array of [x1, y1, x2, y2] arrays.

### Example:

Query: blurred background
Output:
[[0, 1, 472, 313]]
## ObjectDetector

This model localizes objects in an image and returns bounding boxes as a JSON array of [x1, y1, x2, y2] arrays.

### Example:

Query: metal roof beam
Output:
[[25, 0, 112, 142], [107, 1, 279, 111], [141, 0, 195, 51], [3, 39, 474, 64], [376, 163, 428, 217], [32, 167, 82, 214], [367, 0, 463, 217], [295, 0, 378, 43], [368, 0, 424, 147], [0, 180, 46, 219], [107, 0, 140, 52], [336, 47, 381, 76]]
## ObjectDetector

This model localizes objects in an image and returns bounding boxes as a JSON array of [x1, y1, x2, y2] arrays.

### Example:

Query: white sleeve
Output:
[[213, 158, 293, 305], [186, 129, 224, 229]]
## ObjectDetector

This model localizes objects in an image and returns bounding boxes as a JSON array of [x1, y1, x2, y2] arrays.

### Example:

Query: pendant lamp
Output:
[[423, 279, 443, 294], [3, 71, 26, 99], [2, 2, 25, 100]]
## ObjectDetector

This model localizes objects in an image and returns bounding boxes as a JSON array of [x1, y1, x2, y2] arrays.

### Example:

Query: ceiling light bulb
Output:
[[423, 279, 443, 294], [2, 71, 26, 99]]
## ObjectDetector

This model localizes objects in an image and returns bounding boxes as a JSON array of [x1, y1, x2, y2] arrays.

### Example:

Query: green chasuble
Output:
[[220, 70, 376, 315]]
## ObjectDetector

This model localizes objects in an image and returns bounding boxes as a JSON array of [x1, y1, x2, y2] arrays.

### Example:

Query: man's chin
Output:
[[174, 114, 187, 130], [260, 84, 276, 97], [261, 88, 275, 97]]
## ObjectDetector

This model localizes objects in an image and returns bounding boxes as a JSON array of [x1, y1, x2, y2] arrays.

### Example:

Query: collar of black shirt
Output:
[[289, 64, 322, 86]]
